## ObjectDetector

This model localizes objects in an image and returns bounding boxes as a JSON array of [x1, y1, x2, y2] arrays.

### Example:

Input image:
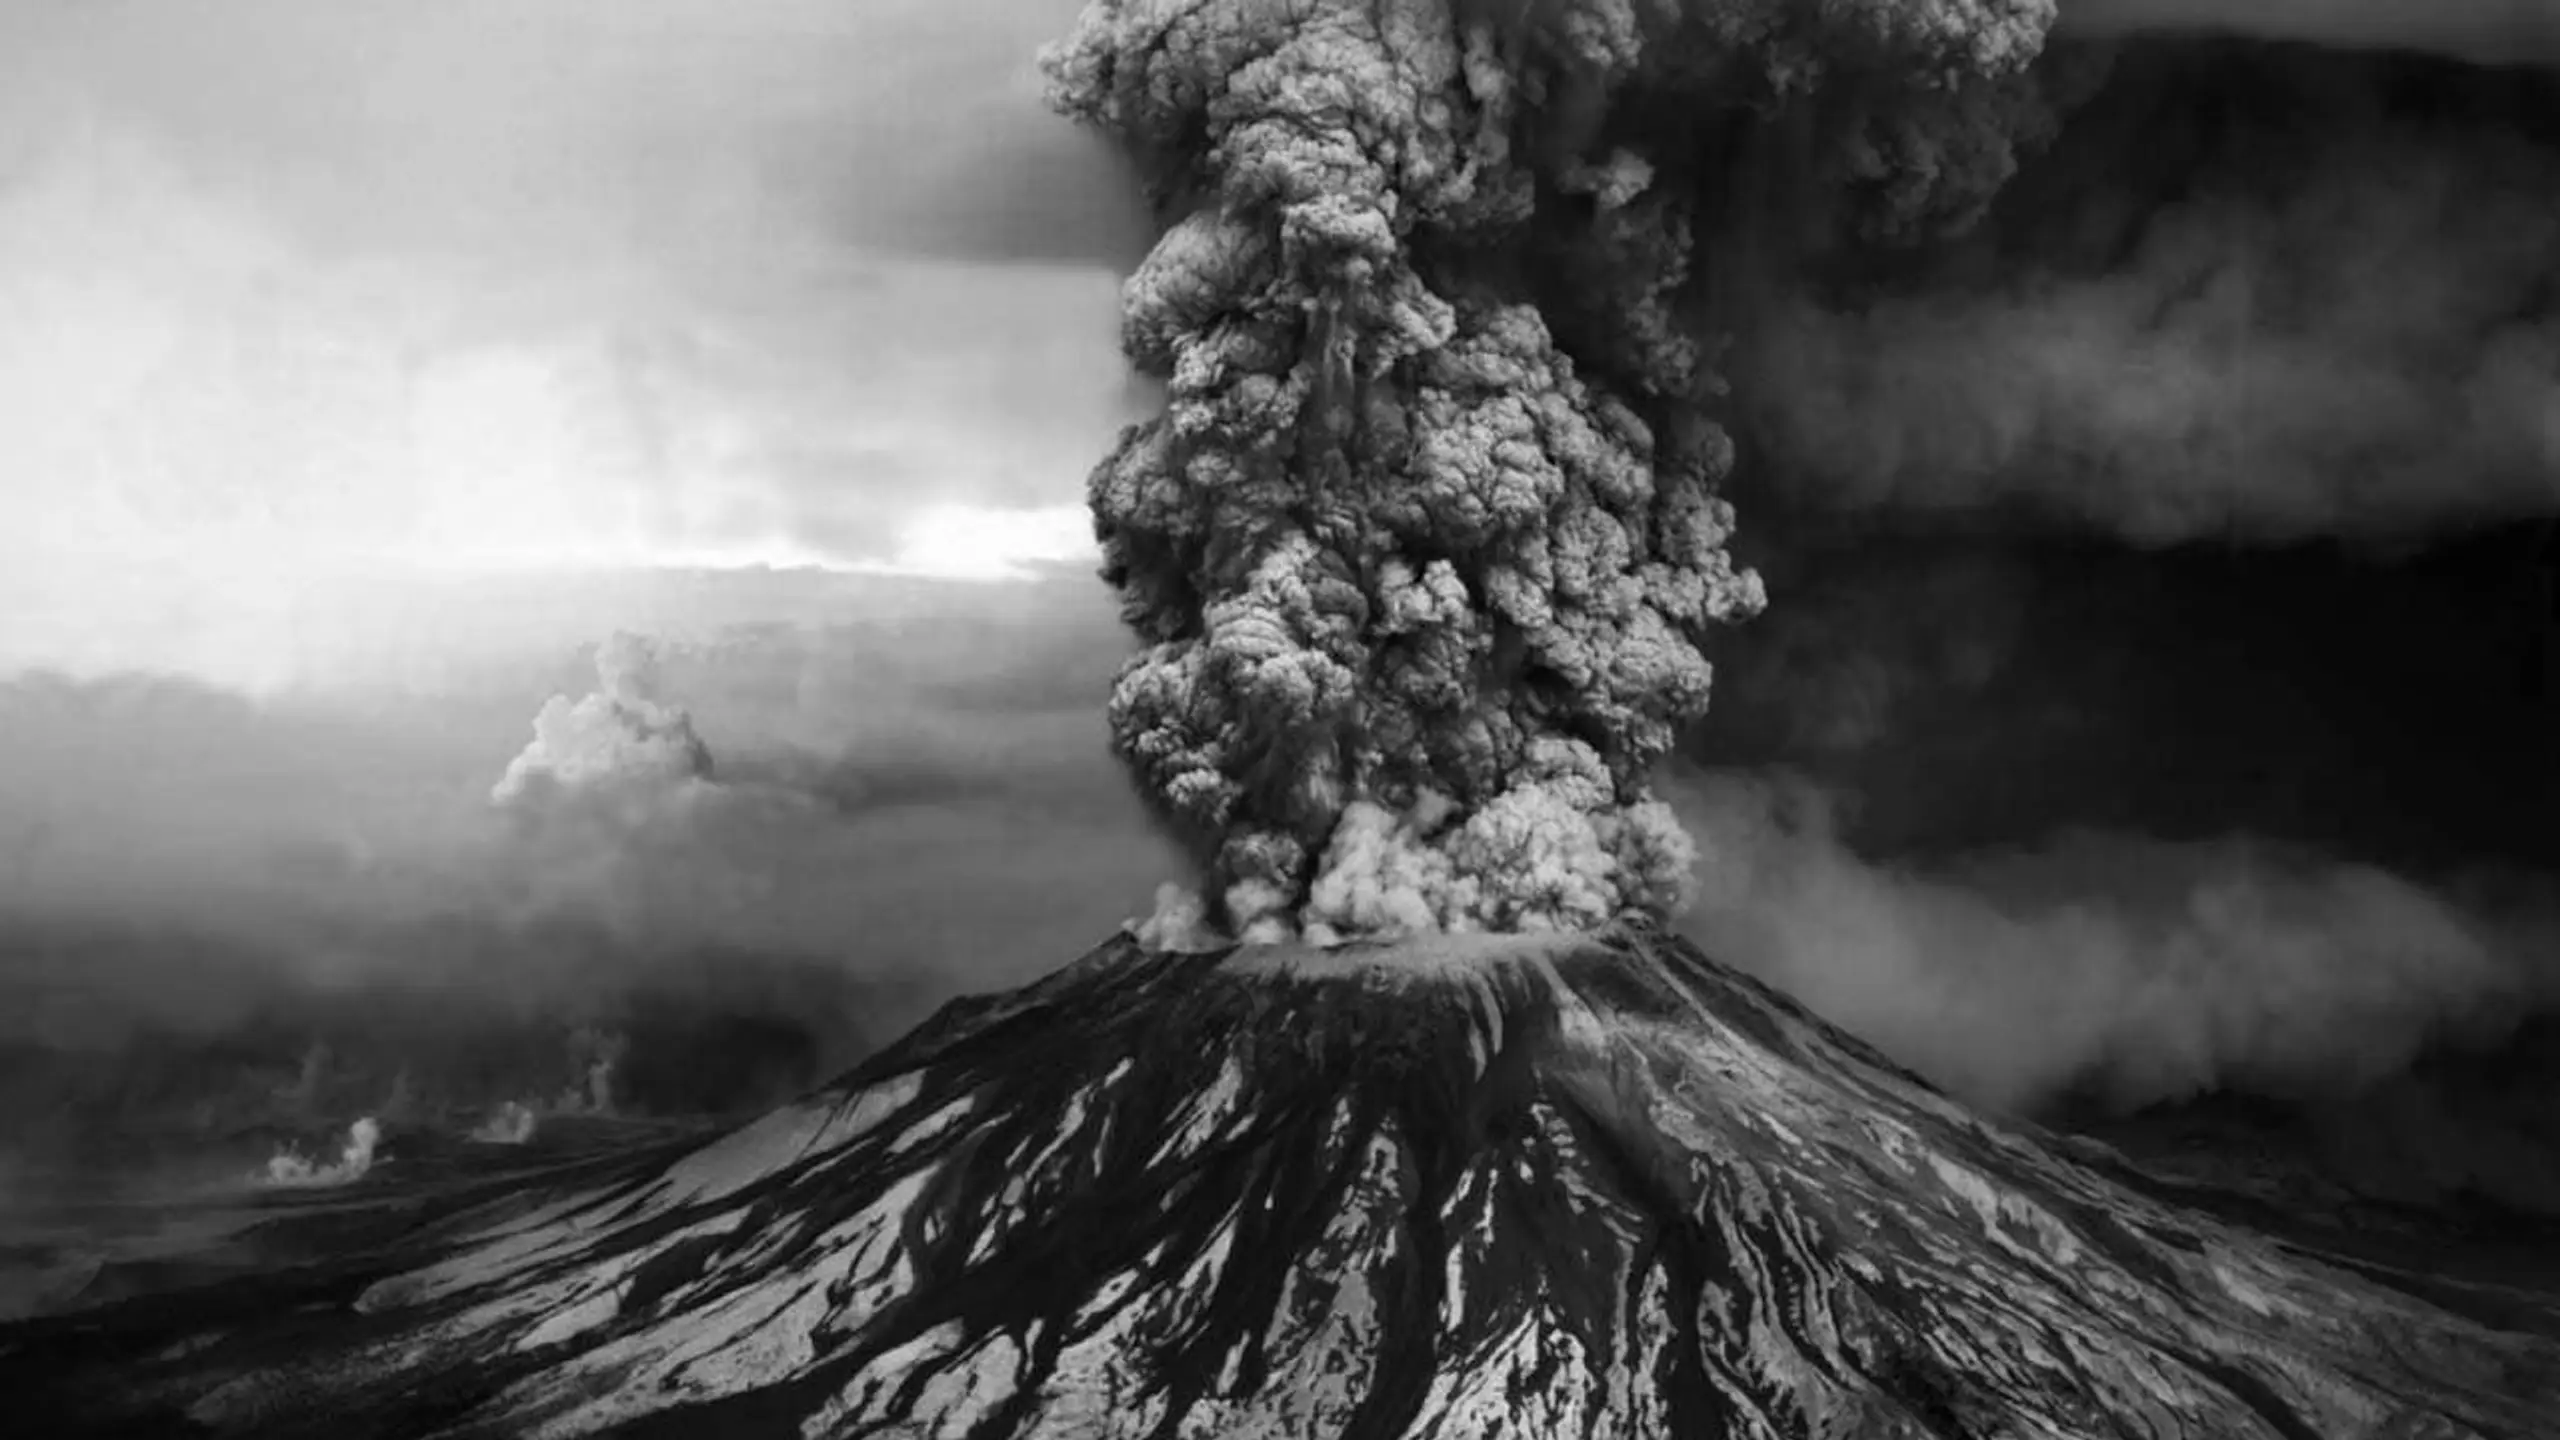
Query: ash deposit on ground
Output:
[[7, 0, 2560, 1437]]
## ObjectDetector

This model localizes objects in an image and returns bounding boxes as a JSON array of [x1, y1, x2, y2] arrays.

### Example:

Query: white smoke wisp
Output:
[[483, 632, 794, 937], [1129, 882, 1225, 953], [557, 1026, 628, 1116], [1671, 770, 2560, 1115], [467, 1101, 540, 1146], [260, 1115, 382, 1188]]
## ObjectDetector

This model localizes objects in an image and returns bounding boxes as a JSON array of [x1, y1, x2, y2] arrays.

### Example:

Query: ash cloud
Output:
[[1044, 0, 2096, 944], [1737, 36, 2560, 546]]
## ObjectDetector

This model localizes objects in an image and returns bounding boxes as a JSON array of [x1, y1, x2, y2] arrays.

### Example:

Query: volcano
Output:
[[8, 924, 2557, 1437]]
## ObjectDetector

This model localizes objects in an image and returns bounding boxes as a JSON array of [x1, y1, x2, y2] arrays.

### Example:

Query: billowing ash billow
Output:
[[1042, 0, 2078, 944]]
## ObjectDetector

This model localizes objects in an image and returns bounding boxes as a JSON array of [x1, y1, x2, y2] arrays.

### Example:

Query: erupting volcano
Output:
[[12, 924, 2549, 1437], [8, 0, 2560, 1434]]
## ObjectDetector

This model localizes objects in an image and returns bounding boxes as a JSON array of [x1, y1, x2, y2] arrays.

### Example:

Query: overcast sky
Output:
[[7, 0, 2558, 1153], [23, 0, 2552, 692], [0, 0, 1185, 1085], [0, 0, 1151, 689]]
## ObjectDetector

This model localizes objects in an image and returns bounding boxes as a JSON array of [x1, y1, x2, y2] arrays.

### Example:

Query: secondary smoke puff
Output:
[[491, 633, 715, 809], [261, 1115, 381, 1188], [1044, 0, 2075, 943], [488, 635, 814, 941], [1673, 771, 2560, 1114], [1743, 51, 2560, 544]]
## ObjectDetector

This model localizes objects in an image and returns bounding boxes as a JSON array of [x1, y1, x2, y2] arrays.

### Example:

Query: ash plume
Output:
[[1044, 0, 2085, 944]]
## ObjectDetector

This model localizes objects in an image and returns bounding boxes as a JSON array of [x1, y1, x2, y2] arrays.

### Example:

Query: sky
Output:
[[0, 0, 1193, 1143], [0, 0, 1151, 691]]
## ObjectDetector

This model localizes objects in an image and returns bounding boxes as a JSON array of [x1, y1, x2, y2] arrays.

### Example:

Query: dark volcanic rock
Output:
[[7, 924, 2557, 1437]]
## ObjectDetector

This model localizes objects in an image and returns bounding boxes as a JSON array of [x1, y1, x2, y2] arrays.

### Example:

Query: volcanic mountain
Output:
[[9, 924, 2558, 1437]]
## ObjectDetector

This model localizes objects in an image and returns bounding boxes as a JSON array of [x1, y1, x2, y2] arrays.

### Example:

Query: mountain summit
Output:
[[18, 924, 2560, 1437]]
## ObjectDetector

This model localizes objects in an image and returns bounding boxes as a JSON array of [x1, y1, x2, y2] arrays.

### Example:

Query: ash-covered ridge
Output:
[[48, 925, 2553, 1439]]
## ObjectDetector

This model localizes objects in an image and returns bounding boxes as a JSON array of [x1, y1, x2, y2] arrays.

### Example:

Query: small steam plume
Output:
[[558, 1025, 627, 1116], [1044, 0, 2086, 944], [465, 1025, 630, 1137], [468, 1101, 539, 1146], [276, 1039, 332, 1117], [492, 632, 715, 809], [260, 1115, 381, 1188]]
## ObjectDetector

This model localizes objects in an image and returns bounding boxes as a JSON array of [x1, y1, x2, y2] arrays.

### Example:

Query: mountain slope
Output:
[[11, 923, 2558, 1437]]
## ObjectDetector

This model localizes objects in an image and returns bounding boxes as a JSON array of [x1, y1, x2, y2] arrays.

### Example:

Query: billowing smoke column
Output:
[[1043, 0, 2073, 944]]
